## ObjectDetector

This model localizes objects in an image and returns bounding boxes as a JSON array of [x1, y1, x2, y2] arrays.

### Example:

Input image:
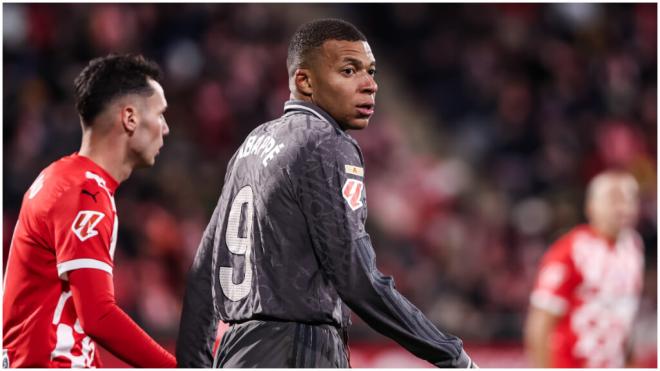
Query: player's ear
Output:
[[120, 105, 138, 134], [294, 69, 313, 97]]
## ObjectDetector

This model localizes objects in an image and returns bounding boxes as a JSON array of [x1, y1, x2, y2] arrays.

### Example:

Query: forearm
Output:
[[335, 236, 470, 368], [69, 269, 176, 368], [176, 209, 220, 367], [86, 304, 176, 368], [176, 265, 218, 367], [524, 307, 556, 368], [524, 331, 550, 367]]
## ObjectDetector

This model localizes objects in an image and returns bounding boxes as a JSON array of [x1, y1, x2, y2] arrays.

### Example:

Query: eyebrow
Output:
[[341, 57, 376, 68]]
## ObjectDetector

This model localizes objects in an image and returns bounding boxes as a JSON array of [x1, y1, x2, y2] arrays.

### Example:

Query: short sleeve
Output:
[[530, 235, 580, 316], [49, 179, 115, 280]]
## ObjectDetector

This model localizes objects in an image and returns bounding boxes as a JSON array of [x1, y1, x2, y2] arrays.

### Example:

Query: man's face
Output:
[[129, 79, 169, 167], [308, 40, 378, 130], [587, 174, 640, 236]]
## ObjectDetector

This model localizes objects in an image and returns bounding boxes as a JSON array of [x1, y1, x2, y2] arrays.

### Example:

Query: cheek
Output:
[[625, 204, 640, 217], [133, 120, 160, 149], [336, 91, 357, 119], [146, 119, 162, 139], [322, 78, 352, 105]]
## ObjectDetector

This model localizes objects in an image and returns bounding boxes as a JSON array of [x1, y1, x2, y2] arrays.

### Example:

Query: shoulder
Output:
[[541, 226, 585, 265], [25, 157, 80, 211], [285, 113, 361, 159], [48, 169, 114, 220], [623, 228, 644, 249], [620, 228, 645, 261], [282, 111, 337, 143]]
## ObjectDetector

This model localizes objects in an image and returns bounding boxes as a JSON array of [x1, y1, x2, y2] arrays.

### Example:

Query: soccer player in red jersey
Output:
[[2, 54, 176, 367], [524, 170, 644, 368]]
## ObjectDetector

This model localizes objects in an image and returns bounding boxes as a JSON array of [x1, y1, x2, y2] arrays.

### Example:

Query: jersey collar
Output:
[[283, 100, 363, 164], [73, 153, 119, 194], [283, 100, 345, 132]]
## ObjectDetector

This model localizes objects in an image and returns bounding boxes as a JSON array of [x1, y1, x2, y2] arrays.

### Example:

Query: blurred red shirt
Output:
[[530, 225, 644, 367]]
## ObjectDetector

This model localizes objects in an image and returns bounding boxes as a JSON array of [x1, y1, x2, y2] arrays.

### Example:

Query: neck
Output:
[[290, 92, 312, 102], [589, 222, 619, 244], [78, 130, 132, 184]]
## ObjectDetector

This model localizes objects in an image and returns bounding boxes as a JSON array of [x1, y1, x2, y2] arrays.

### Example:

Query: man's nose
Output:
[[361, 75, 378, 95], [162, 120, 170, 136]]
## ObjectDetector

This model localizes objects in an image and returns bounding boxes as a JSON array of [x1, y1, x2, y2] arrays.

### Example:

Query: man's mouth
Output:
[[356, 103, 375, 117]]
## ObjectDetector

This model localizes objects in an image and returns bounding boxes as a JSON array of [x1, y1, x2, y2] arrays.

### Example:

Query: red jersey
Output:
[[3, 154, 119, 367], [530, 225, 644, 368]]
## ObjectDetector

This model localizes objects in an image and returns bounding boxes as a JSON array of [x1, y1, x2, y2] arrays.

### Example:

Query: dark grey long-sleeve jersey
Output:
[[176, 100, 471, 368]]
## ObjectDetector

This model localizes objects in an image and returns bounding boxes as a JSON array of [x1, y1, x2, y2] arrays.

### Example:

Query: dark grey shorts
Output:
[[213, 320, 350, 368]]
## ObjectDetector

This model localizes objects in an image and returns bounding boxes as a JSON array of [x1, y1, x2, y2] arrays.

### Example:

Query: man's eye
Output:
[[342, 68, 355, 76], [368, 69, 377, 76]]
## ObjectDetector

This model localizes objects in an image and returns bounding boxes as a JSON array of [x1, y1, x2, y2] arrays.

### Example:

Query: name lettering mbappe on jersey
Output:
[[237, 134, 285, 167]]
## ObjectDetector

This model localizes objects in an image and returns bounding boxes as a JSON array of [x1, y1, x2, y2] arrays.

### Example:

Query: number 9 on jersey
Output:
[[219, 186, 254, 301]]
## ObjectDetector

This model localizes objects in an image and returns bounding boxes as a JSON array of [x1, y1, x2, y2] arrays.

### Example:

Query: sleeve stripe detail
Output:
[[530, 290, 568, 315], [57, 258, 113, 280]]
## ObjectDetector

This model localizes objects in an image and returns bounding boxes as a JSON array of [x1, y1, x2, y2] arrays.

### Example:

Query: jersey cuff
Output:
[[530, 290, 568, 315], [57, 258, 113, 280]]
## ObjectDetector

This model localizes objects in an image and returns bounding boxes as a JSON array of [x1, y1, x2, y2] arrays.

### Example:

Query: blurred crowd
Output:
[[3, 3, 656, 364]]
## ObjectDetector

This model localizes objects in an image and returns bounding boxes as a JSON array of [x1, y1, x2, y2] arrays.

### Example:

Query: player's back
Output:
[[3, 154, 117, 367], [210, 102, 362, 327], [179, 101, 473, 369]]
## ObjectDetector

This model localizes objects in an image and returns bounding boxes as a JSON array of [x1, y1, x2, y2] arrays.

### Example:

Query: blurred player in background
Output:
[[177, 18, 476, 368], [2, 54, 175, 367], [524, 170, 644, 367]]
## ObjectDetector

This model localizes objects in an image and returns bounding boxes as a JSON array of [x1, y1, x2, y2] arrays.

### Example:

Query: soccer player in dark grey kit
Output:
[[177, 18, 477, 368]]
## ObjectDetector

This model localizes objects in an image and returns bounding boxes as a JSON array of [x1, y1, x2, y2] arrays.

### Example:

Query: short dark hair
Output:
[[74, 54, 162, 125], [287, 18, 367, 77]]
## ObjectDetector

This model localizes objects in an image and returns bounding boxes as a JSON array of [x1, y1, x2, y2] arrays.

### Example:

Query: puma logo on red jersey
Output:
[[81, 189, 100, 203], [71, 211, 105, 241], [342, 179, 364, 211]]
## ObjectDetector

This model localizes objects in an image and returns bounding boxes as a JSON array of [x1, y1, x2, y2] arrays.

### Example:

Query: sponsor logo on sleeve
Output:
[[344, 165, 364, 177], [342, 179, 364, 211], [71, 211, 105, 242]]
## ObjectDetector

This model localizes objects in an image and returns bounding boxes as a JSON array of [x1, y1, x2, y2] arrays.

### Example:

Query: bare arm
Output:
[[524, 306, 560, 368]]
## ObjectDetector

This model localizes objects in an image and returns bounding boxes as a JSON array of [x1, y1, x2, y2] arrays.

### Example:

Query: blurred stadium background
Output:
[[2, 3, 657, 367]]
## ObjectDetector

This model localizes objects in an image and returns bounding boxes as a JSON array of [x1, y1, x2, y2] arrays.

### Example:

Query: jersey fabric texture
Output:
[[3, 154, 118, 367], [530, 225, 644, 367], [177, 100, 470, 368], [213, 320, 349, 368]]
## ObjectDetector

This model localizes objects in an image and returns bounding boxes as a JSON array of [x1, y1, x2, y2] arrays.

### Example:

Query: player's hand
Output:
[[443, 349, 477, 368]]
